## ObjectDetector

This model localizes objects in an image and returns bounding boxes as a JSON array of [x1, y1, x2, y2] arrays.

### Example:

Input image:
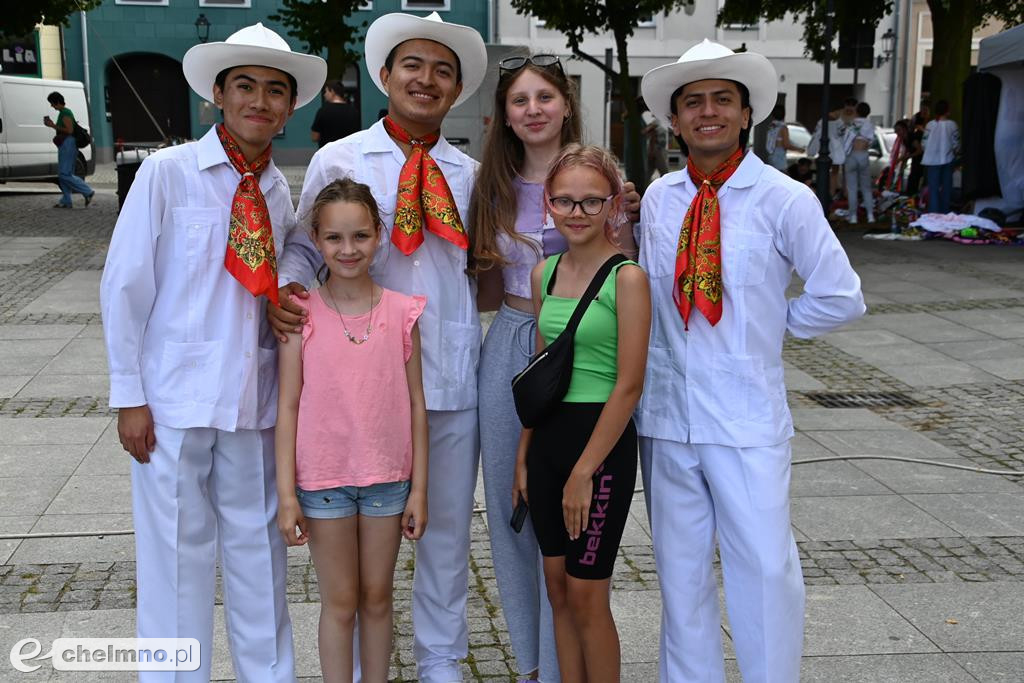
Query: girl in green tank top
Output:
[[512, 144, 651, 681]]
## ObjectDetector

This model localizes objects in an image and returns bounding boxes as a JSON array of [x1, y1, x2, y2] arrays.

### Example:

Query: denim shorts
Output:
[[296, 480, 410, 519]]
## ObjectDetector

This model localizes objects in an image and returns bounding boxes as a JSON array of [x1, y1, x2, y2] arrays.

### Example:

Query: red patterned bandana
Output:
[[674, 147, 743, 329], [383, 116, 468, 255], [216, 124, 279, 306]]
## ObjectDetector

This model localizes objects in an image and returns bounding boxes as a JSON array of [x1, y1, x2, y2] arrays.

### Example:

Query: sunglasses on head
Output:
[[499, 54, 563, 74]]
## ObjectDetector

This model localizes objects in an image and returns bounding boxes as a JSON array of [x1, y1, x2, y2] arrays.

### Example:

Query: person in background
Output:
[[922, 99, 960, 214], [311, 79, 360, 148], [843, 101, 875, 224], [43, 91, 94, 209], [765, 105, 802, 172], [787, 157, 814, 186], [640, 97, 670, 180], [905, 113, 927, 196]]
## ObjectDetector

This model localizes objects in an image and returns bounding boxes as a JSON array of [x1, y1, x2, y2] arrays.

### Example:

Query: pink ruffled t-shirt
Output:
[[295, 287, 426, 490]]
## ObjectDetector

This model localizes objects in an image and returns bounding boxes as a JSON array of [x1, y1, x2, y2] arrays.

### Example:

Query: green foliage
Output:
[[1, 0, 103, 40], [718, 0, 893, 62], [268, 0, 369, 78]]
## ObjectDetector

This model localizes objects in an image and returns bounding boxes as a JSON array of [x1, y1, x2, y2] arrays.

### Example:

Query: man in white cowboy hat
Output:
[[269, 11, 487, 682], [100, 23, 325, 681], [633, 40, 865, 681]]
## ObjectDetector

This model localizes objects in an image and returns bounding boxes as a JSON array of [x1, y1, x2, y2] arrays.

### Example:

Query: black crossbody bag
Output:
[[511, 253, 626, 428]]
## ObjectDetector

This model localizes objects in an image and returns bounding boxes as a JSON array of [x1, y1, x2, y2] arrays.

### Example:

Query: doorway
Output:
[[105, 53, 190, 144]]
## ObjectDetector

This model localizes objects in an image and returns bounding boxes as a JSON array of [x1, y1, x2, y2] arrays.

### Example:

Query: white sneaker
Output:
[[867, 214, 876, 223]]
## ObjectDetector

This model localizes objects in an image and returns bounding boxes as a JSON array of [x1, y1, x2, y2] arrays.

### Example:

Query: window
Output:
[[638, 14, 656, 28], [114, 0, 168, 5], [401, 0, 450, 10], [199, 0, 251, 6], [359, 1, 373, 9]]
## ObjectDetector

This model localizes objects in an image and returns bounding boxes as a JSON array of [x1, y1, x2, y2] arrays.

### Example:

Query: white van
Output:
[[0, 76, 95, 182]]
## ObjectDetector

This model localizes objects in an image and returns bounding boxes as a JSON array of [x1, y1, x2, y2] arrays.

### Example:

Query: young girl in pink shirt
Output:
[[275, 178, 429, 683]]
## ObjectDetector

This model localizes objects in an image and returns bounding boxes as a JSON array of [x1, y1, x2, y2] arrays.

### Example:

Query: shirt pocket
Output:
[[640, 346, 678, 419], [439, 320, 479, 389], [641, 222, 678, 279], [723, 230, 772, 287], [156, 340, 223, 405], [173, 207, 227, 265], [711, 352, 770, 424]]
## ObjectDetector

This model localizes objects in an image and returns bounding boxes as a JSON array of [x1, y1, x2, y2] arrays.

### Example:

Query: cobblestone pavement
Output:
[[2, 188, 1023, 680]]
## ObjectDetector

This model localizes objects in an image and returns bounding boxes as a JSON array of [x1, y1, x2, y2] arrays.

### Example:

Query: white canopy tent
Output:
[[975, 23, 1024, 222]]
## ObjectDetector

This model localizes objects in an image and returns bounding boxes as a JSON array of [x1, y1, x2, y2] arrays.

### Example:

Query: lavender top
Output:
[[497, 178, 568, 299]]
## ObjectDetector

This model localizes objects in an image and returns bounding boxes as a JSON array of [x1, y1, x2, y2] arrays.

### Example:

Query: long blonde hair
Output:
[[467, 60, 581, 276]]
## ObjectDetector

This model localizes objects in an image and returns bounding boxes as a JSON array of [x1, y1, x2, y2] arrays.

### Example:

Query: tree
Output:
[[718, 0, 1024, 120], [2, 0, 103, 41], [510, 0, 695, 191], [269, 0, 369, 82]]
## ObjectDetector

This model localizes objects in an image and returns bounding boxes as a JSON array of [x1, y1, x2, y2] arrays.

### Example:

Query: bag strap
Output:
[[550, 253, 627, 337]]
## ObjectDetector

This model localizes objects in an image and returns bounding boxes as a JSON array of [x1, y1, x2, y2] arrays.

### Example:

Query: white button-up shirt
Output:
[[100, 126, 294, 431], [280, 119, 480, 412], [635, 152, 865, 447]]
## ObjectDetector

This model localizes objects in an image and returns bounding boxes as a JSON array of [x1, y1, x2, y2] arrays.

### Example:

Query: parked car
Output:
[[784, 122, 812, 168], [0, 76, 95, 183]]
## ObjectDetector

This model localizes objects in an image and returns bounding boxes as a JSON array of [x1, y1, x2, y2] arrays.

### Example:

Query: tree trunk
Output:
[[326, 40, 348, 83], [614, 29, 647, 193], [926, 0, 974, 122]]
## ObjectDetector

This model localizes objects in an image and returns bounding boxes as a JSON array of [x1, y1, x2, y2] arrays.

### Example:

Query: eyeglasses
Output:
[[499, 54, 563, 74], [547, 195, 614, 216]]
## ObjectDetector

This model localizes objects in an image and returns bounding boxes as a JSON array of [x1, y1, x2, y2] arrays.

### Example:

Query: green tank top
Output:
[[537, 253, 640, 403]]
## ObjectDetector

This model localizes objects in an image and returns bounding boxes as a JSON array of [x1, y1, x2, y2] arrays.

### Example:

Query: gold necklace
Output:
[[324, 282, 373, 345]]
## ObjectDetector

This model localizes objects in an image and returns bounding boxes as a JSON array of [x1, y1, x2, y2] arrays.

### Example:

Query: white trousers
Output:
[[640, 438, 804, 683], [413, 409, 480, 683], [132, 425, 294, 682]]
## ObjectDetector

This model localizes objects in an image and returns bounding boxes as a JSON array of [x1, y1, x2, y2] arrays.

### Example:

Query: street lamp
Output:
[[875, 27, 896, 67], [195, 14, 211, 44]]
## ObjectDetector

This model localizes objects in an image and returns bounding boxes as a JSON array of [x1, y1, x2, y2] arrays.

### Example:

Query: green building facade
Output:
[[62, 0, 489, 163]]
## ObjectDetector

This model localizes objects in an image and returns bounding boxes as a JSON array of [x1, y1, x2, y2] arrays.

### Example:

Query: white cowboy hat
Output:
[[641, 39, 777, 129], [364, 11, 487, 108], [183, 23, 327, 108]]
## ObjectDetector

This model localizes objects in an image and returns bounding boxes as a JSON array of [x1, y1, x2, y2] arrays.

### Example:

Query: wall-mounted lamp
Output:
[[195, 14, 211, 44], [875, 28, 896, 67]]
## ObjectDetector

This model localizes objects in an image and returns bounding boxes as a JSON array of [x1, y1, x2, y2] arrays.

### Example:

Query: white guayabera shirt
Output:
[[280, 118, 481, 412], [101, 126, 295, 431], [635, 152, 866, 447]]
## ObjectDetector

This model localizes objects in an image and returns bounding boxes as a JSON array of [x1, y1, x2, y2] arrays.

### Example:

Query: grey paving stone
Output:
[[40, 338, 110, 375], [790, 460, 891, 498], [791, 408, 897, 432], [968, 357, 1024, 381], [783, 366, 826, 391], [933, 308, 1024, 326], [871, 582, 1024, 651], [10, 514, 135, 565], [791, 495, 956, 541], [15, 374, 110, 400], [851, 458, 1023, 495], [0, 476, 68, 516], [950, 652, 1024, 681], [17, 271, 102, 316], [611, 589, 661, 664], [799, 653, 976, 681], [0, 375, 31, 398], [842, 343, 954, 367], [45, 475, 131, 516], [0, 444, 90, 478], [873, 362, 1002, 388], [927, 339, 1024, 362], [974, 322, 1024, 340], [0, 338, 73, 358], [803, 585, 938, 655], [872, 313, 995, 343], [0, 324, 85, 341], [0, 417, 111, 445], [0, 356, 49, 376], [904, 493, 1024, 536], [820, 329, 913, 349], [804, 429, 963, 461]]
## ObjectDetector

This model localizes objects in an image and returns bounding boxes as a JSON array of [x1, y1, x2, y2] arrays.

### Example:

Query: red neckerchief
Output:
[[216, 124, 278, 306], [674, 147, 744, 329], [383, 116, 467, 255]]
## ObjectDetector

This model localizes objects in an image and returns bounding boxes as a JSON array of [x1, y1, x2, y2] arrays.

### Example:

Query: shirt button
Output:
[[190, 361, 197, 368], [413, 260, 420, 267], [246, 312, 253, 320], [245, 351, 252, 359]]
